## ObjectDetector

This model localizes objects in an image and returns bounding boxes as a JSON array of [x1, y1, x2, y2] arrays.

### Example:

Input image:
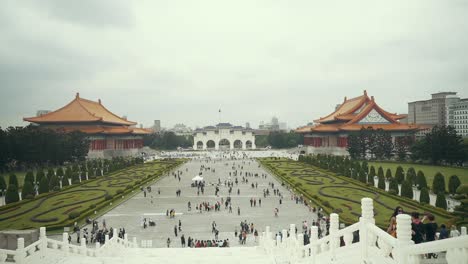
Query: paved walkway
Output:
[[61, 152, 317, 248]]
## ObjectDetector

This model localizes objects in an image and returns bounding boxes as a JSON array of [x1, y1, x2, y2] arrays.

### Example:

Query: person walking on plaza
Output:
[[167, 237, 171, 247], [238, 207, 241, 215], [181, 234, 186, 247], [174, 225, 178, 237]]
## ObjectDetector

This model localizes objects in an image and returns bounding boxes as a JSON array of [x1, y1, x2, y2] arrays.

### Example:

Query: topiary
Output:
[[378, 174, 386, 190], [385, 168, 392, 180], [68, 211, 80, 220], [48, 174, 59, 190], [24, 171, 35, 185], [38, 176, 49, 194], [21, 180, 35, 198], [395, 166, 404, 184], [126, 185, 132, 190], [435, 192, 447, 210], [388, 178, 399, 194], [406, 167, 416, 185], [116, 189, 124, 194], [36, 169, 45, 184], [105, 194, 113, 201], [5, 184, 20, 204], [448, 175, 461, 195], [432, 172, 446, 194], [401, 180, 413, 199], [89, 204, 96, 209], [419, 187, 430, 204], [416, 171, 427, 190], [368, 166, 376, 184], [8, 174, 18, 188]]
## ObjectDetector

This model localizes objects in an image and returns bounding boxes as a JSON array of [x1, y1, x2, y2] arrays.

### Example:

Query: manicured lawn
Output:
[[366, 162, 468, 191], [259, 158, 456, 229], [0, 159, 184, 230]]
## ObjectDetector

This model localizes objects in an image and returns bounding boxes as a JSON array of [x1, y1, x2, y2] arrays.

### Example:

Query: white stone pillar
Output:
[[62, 233, 69, 253], [329, 213, 339, 261], [80, 239, 86, 255], [461, 227, 467, 236], [276, 234, 281, 247], [39, 227, 47, 258], [395, 214, 414, 264], [290, 224, 296, 240], [360, 197, 375, 261], [105, 234, 109, 244], [297, 233, 304, 258], [15, 237, 25, 264], [242, 141, 246, 150], [310, 226, 318, 264], [281, 229, 288, 247]]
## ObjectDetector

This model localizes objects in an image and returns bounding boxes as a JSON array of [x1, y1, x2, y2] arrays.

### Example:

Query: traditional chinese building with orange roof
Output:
[[296, 90, 421, 155], [24, 93, 151, 158]]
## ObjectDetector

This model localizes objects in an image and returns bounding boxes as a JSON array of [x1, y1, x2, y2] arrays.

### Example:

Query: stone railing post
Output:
[[80, 239, 86, 255], [461, 227, 467, 236], [95, 242, 100, 257], [290, 224, 296, 240], [39, 227, 47, 258], [124, 234, 128, 246], [281, 229, 288, 248], [310, 226, 318, 264], [329, 213, 339, 261], [15, 238, 25, 264], [395, 214, 413, 264], [62, 233, 69, 253], [297, 233, 304, 258], [360, 198, 375, 261], [276, 234, 281, 247], [105, 234, 109, 244]]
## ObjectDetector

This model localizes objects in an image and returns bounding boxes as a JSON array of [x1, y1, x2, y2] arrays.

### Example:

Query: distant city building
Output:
[[36, 110, 51, 117], [245, 122, 251, 129], [408, 92, 459, 126], [193, 123, 255, 150], [167, 123, 193, 137], [258, 116, 283, 131], [153, 120, 161, 132], [447, 98, 468, 137], [297, 91, 420, 156], [24, 93, 150, 158]]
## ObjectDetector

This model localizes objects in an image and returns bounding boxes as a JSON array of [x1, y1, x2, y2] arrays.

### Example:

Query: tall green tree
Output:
[[432, 172, 446, 194], [0, 175, 6, 192], [71, 172, 80, 184], [49, 174, 60, 191], [385, 168, 392, 180], [395, 166, 405, 184], [411, 125, 466, 165], [358, 168, 367, 183], [416, 170, 427, 190], [36, 169, 45, 184], [401, 180, 413, 199], [419, 188, 430, 204], [378, 174, 386, 190], [435, 192, 447, 210], [448, 175, 461, 195], [5, 184, 19, 204]]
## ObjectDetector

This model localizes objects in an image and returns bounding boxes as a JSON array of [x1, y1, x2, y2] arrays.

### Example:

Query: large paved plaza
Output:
[[69, 151, 317, 248]]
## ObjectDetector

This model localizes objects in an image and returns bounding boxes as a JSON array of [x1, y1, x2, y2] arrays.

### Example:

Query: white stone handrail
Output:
[[0, 227, 138, 264], [260, 197, 468, 264]]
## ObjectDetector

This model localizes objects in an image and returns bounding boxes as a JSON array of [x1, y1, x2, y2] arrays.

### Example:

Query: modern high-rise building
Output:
[[447, 98, 468, 137], [408, 92, 459, 126], [153, 120, 161, 132]]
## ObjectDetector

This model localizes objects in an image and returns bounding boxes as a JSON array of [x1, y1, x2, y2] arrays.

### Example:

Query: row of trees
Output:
[[298, 154, 461, 210], [347, 126, 467, 165], [255, 132, 303, 149], [0, 157, 144, 204], [0, 126, 89, 173], [143, 132, 193, 150]]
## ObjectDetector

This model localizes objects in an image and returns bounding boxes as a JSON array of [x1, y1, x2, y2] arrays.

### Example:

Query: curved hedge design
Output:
[[0, 159, 185, 230], [259, 158, 456, 228]]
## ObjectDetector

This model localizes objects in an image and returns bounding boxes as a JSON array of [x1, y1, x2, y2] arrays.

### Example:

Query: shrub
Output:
[[435, 192, 447, 210], [395, 166, 404, 184], [388, 178, 399, 194], [126, 185, 132, 190], [388, 189, 398, 196], [89, 204, 96, 209], [385, 168, 392, 180], [68, 211, 80, 220], [105, 194, 113, 200], [116, 189, 124, 194], [8, 174, 18, 188], [24, 171, 35, 185], [295, 183, 302, 187], [419, 188, 430, 204], [368, 166, 376, 183], [36, 170, 45, 184], [448, 175, 461, 195], [401, 180, 413, 199], [377, 174, 386, 190], [377, 166, 384, 179], [456, 184, 468, 195], [22, 180, 35, 198], [406, 167, 416, 185], [432, 172, 446, 194], [48, 175, 60, 190], [39, 176, 49, 194], [323, 201, 331, 208], [5, 184, 20, 204], [416, 171, 427, 190]]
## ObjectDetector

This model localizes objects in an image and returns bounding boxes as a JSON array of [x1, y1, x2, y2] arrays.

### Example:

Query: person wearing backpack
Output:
[[411, 212, 424, 244]]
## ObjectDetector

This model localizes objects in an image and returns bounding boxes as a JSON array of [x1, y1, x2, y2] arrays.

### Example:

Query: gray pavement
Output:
[[59, 154, 317, 248]]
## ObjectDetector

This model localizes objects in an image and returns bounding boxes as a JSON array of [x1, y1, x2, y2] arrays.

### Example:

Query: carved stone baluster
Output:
[[329, 213, 339, 261], [394, 214, 413, 264], [343, 231, 353, 246], [62, 233, 69, 254], [310, 226, 318, 264], [15, 238, 25, 264]]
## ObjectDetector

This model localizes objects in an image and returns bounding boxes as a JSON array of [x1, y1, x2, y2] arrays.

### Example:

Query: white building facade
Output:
[[447, 98, 468, 137], [193, 123, 256, 150]]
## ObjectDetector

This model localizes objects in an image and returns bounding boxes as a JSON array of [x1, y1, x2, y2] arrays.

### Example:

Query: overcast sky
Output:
[[1, 0, 467, 130]]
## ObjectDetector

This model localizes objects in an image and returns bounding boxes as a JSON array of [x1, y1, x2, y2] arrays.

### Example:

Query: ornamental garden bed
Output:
[[0, 159, 185, 230], [258, 158, 457, 229]]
